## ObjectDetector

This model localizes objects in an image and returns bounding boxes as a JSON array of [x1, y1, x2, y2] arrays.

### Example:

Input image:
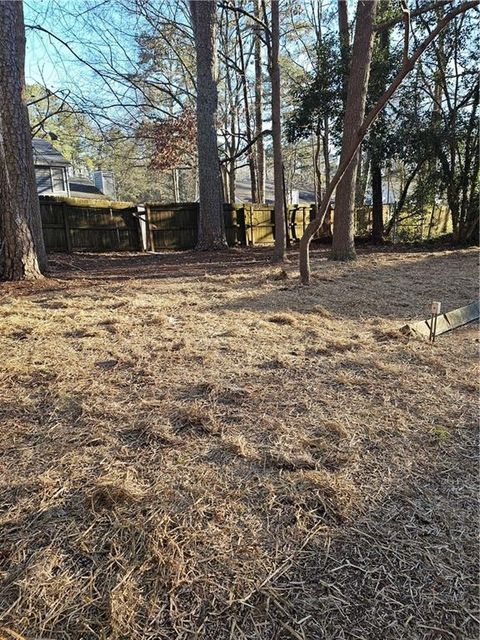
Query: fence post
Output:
[[145, 204, 155, 251], [249, 205, 255, 245], [62, 202, 72, 252], [135, 206, 147, 251], [110, 207, 121, 250]]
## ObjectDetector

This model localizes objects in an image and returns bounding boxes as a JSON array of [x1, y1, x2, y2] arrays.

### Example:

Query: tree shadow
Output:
[[0, 389, 476, 639], [212, 248, 478, 322]]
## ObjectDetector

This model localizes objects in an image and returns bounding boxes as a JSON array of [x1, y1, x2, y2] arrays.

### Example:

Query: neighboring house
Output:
[[32, 138, 116, 200], [235, 180, 315, 204]]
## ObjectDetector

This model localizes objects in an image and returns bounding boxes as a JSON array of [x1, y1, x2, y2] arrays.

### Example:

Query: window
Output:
[[51, 168, 66, 192], [35, 167, 52, 194]]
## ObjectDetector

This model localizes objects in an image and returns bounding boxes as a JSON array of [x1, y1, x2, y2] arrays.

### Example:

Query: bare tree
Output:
[[233, 10, 257, 202], [299, 0, 479, 283], [332, 0, 378, 261], [254, 0, 265, 203], [0, 1, 47, 280], [190, 0, 227, 250], [370, 9, 391, 245], [271, 0, 286, 262]]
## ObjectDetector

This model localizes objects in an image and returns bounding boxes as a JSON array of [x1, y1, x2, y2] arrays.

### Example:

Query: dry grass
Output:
[[0, 245, 478, 639]]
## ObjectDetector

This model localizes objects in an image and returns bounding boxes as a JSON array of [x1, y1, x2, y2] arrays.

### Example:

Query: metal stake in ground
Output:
[[429, 301, 441, 342]]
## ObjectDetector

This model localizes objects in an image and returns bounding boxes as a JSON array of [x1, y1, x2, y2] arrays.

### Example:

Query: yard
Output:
[[0, 246, 478, 639]]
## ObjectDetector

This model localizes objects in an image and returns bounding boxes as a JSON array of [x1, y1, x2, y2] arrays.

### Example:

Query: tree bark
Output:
[[271, 0, 286, 262], [172, 168, 180, 202], [322, 119, 331, 186], [331, 0, 378, 261], [190, 0, 227, 250], [314, 131, 322, 202], [254, 0, 265, 203], [224, 13, 238, 206], [228, 160, 236, 204], [0, 1, 47, 280], [355, 145, 370, 206]]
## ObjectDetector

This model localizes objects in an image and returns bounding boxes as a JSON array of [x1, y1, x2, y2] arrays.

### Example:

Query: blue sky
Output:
[[23, 0, 146, 129]]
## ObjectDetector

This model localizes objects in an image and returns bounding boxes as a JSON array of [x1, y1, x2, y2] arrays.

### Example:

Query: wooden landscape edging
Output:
[[401, 301, 480, 339]]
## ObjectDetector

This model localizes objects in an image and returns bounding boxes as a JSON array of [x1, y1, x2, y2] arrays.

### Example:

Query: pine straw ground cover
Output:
[[0, 246, 478, 640]]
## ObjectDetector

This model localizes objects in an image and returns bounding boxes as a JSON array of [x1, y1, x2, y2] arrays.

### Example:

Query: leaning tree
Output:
[[0, 1, 47, 280]]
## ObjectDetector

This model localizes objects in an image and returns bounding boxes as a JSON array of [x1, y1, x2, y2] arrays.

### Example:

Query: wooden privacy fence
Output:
[[144, 202, 317, 250], [40, 196, 450, 254], [355, 205, 451, 241], [40, 198, 328, 253], [240, 204, 316, 245], [145, 203, 243, 250], [40, 196, 142, 253]]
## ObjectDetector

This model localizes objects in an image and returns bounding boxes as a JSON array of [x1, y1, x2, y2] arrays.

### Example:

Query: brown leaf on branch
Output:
[[140, 110, 197, 171]]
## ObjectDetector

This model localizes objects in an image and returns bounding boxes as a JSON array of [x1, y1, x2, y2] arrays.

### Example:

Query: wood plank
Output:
[[62, 202, 72, 252], [401, 301, 480, 338]]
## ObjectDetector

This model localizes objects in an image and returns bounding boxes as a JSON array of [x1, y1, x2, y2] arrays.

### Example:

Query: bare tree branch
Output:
[[374, 0, 452, 32], [221, 129, 271, 163]]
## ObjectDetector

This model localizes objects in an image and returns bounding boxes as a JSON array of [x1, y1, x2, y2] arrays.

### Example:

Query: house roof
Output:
[[32, 138, 71, 167], [235, 180, 315, 204], [69, 175, 107, 199]]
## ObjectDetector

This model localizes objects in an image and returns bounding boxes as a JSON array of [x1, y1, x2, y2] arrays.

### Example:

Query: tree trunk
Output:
[[322, 118, 330, 186], [314, 131, 322, 202], [254, 0, 265, 203], [371, 156, 384, 243], [172, 168, 180, 202], [355, 148, 363, 209], [368, 11, 390, 243], [271, 0, 286, 262], [338, 0, 350, 106], [0, 1, 47, 280], [331, 0, 378, 261], [355, 145, 370, 206], [228, 162, 236, 204], [224, 17, 237, 207], [190, 0, 227, 250], [221, 164, 229, 203]]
